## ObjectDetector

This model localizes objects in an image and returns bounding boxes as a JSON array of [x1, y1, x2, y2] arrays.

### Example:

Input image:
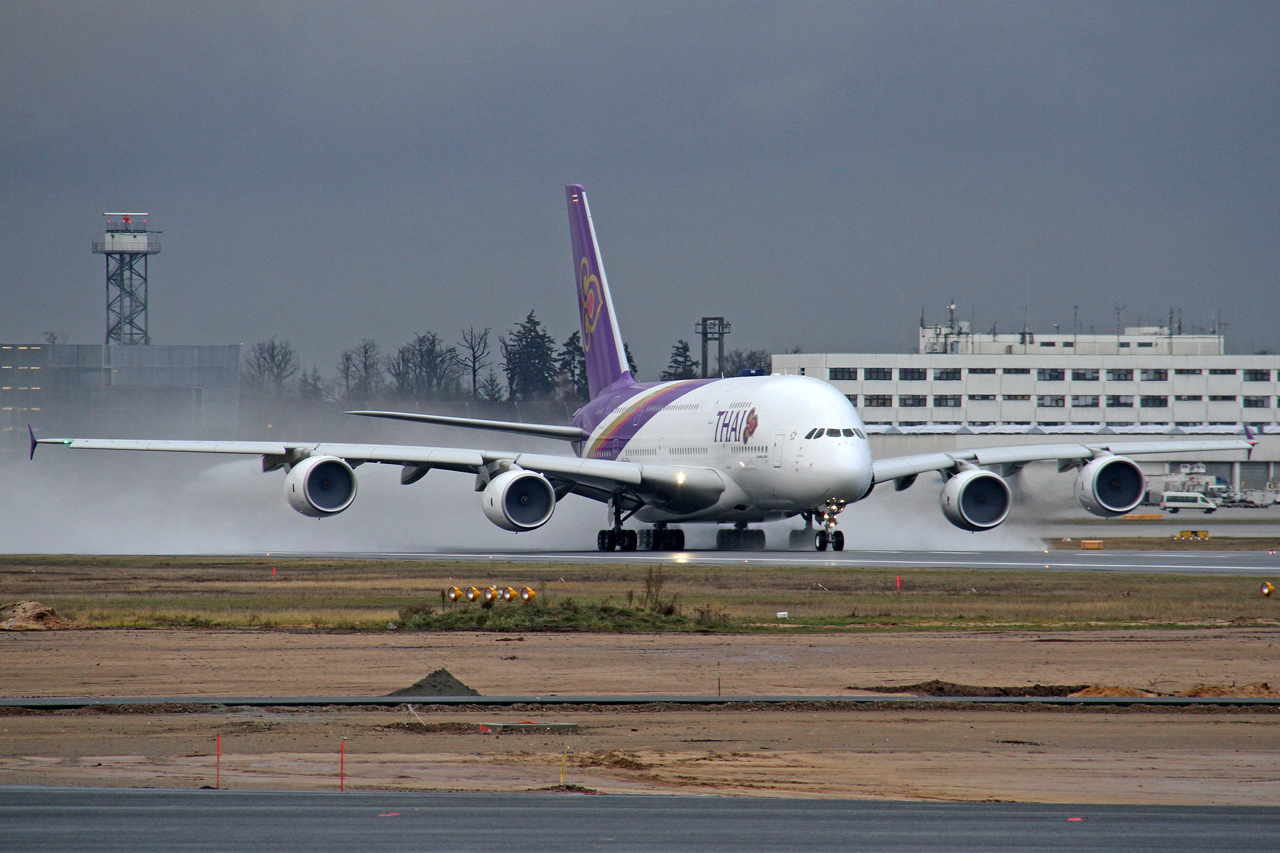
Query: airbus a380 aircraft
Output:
[[34, 185, 1254, 552]]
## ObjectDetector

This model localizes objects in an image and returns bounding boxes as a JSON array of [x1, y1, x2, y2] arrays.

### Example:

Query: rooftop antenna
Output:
[[1113, 303, 1126, 342]]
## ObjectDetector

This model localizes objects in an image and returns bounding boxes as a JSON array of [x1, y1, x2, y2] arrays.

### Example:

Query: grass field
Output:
[[1, 555, 1276, 632]]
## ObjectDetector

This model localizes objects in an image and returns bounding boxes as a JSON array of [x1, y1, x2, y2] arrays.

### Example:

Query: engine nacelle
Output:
[[285, 456, 358, 517], [482, 470, 556, 532], [1075, 455, 1145, 517], [940, 468, 1011, 531]]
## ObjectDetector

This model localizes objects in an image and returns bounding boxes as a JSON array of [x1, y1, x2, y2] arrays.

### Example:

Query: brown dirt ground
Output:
[[2, 628, 1279, 804]]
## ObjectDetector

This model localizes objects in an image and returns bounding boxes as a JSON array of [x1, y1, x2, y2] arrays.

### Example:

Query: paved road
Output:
[[2, 787, 1276, 852], [275, 547, 1280, 575]]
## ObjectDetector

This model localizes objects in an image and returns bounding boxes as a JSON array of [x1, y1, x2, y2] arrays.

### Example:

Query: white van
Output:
[[1160, 491, 1218, 514]]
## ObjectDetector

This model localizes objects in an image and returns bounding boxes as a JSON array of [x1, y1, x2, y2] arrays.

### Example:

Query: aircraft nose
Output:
[[817, 442, 873, 502]]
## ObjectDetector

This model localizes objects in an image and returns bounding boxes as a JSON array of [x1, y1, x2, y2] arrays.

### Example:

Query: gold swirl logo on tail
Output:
[[579, 258, 602, 350]]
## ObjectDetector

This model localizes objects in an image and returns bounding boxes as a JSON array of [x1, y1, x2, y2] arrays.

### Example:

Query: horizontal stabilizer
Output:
[[346, 410, 588, 442]]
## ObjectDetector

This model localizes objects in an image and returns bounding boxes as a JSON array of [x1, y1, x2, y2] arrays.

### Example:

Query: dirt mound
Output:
[[1068, 685, 1159, 698], [386, 668, 480, 697], [1175, 682, 1280, 698], [856, 680, 1087, 697], [1, 601, 67, 631]]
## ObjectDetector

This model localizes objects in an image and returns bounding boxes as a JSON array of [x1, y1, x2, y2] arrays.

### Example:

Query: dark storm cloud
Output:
[[2, 1, 1277, 375]]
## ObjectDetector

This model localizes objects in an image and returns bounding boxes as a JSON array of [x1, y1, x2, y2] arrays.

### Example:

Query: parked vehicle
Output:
[[1160, 491, 1218, 514]]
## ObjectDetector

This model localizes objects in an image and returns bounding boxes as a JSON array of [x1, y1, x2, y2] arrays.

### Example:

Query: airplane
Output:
[[32, 185, 1255, 552]]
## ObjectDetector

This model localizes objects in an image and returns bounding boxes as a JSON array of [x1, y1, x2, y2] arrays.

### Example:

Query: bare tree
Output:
[[242, 337, 300, 396], [387, 331, 460, 401], [456, 326, 491, 400], [720, 348, 771, 377], [42, 331, 68, 345], [337, 338, 384, 403]]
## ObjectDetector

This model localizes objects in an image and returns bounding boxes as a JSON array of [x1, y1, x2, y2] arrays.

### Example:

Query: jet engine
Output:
[[285, 456, 358, 517], [940, 468, 1011, 531], [1074, 455, 1145, 517], [482, 470, 556, 532]]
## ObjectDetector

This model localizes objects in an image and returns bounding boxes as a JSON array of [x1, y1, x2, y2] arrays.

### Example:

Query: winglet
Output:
[[27, 424, 36, 461]]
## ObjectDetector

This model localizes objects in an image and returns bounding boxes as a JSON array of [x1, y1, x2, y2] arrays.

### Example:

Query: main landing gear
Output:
[[716, 521, 766, 551], [597, 502, 685, 551], [789, 501, 847, 551]]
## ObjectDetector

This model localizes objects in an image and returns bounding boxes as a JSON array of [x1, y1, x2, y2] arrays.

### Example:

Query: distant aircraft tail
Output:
[[566, 184, 633, 399]]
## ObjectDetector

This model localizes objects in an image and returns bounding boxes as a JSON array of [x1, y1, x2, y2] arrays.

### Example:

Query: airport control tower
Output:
[[93, 213, 161, 345]]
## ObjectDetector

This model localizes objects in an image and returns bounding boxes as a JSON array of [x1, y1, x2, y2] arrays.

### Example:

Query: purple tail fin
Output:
[[566, 184, 632, 399]]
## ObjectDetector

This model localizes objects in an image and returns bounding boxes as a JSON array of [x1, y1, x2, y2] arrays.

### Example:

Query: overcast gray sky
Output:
[[2, 1, 1277, 378]]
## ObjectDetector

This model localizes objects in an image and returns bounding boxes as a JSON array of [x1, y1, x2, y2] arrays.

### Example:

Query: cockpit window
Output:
[[842, 428, 855, 437], [854, 428, 866, 439], [804, 428, 818, 439], [829, 428, 841, 435]]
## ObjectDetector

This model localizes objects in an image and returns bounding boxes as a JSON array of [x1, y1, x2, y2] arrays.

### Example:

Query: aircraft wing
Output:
[[35, 437, 725, 514], [871, 439, 1254, 486], [345, 410, 589, 441]]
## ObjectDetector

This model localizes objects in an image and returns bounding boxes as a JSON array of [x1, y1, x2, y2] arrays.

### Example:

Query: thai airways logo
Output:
[[714, 405, 759, 444], [579, 257, 602, 350]]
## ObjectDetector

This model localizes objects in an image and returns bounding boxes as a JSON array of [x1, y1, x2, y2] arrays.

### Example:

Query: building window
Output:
[[933, 368, 961, 381], [1140, 369, 1168, 381], [1106, 395, 1134, 408], [968, 394, 996, 401], [1106, 369, 1133, 381], [1037, 368, 1065, 381], [1175, 368, 1202, 375], [934, 395, 962, 407], [1140, 396, 1169, 408], [1209, 395, 1237, 402], [1003, 368, 1030, 375], [1002, 394, 1030, 401], [828, 367, 857, 381], [845, 394, 857, 405], [1037, 395, 1065, 407], [1072, 369, 1099, 381], [1244, 396, 1270, 408], [865, 394, 893, 407], [1119, 342, 1131, 348], [1063, 341, 1074, 347], [899, 368, 926, 381], [968, 367, 996, 374], [899, 421, 927, 427], [1244, 370, 1271, 382], [1209, 369, 1237, 375], [1040, 341, 1056, 347], [899, 395, 927, 407], [1175, 395, 1202, 401], [1137, 342, 1154, 348], [1038, 421, 1064, 426], [1072, 395, 1099, 408], [864, 367, 892, 381]]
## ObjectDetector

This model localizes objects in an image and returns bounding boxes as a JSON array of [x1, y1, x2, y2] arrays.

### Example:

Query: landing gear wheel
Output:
[[620, 529, 638, 551], [598, 529, 617, 551], [672, 529, 685, 550], [815, 530, 829, 551], [831, 530, 845, 551]]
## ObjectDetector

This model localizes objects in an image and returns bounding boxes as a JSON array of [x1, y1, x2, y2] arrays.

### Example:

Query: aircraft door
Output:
[[769, 431, 786, 468]]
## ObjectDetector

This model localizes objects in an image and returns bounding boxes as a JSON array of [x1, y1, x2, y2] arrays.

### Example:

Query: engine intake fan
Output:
[[285, 456, 358, 517], [482, 470, 556, 532], [1075, 456, 1145, 517], [940, 468, 1011, 531]]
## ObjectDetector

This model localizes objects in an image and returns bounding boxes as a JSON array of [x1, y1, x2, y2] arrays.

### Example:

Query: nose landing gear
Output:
[[791, 501, 846, 551]]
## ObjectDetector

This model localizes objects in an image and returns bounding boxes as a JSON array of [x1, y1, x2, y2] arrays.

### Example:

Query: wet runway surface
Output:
[[3, 787, 1275, 853], [269, 547, 1280, 575]]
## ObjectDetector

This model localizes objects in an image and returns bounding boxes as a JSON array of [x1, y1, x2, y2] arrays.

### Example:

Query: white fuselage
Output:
[[580, 375, 874, 523]]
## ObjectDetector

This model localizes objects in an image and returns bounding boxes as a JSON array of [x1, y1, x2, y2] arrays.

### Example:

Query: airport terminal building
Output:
[[773, 320, 1280, 490], [1, 343, 241, 448]]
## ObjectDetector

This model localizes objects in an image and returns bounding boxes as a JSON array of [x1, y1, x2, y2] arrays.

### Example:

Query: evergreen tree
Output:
[[660, 339, 700, 380], [297, 366, 328, 401], [500, 310, 558, 401], [625, 342, 638, 379], [557, 331, 588, 401], [478, 368, 505, 402]]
